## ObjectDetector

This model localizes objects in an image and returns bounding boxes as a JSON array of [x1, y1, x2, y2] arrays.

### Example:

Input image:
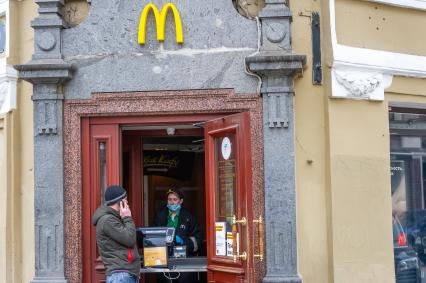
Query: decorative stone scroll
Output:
[[266, 93, 289, 128], [36, 100, 59, 135]]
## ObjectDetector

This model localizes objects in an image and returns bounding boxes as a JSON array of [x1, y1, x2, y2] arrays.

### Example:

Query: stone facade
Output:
[[16, 0, 305, 282]]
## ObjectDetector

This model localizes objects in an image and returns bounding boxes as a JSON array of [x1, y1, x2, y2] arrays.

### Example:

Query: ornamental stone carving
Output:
[[233, 0, 265, 18], [63, 0, 91, 27], [0, 68, 18, 115], [265, 22, 287, 43], [36, 32, 56, 51], [334, 70, 380, 97], [332, 67, 393, 101]]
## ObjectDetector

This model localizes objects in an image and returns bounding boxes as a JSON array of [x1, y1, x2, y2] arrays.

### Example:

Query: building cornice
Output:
[[329, 0, 426, 100], [15, 60, 73, 85], [364, 0, 426, 11], [246, 52, 306, 77]]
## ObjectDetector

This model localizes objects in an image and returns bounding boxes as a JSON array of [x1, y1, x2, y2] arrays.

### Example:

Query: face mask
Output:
[[167, 204, 181, 212]]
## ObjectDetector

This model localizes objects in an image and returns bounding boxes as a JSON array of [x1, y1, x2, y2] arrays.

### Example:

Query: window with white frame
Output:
[[0, 15, 5, 53]]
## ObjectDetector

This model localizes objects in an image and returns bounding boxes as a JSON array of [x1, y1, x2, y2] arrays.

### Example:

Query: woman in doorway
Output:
[[154, 187, 203, 283]]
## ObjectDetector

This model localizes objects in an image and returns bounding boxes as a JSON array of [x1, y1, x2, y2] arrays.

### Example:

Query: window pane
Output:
[[214, 134, 236, 257], [390, 110, 426, 282], [100, 142, 107, 205], [0, 18, 5, 53]]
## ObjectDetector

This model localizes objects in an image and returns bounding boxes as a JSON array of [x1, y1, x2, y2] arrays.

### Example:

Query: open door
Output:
[[205, 112, 254, 282]]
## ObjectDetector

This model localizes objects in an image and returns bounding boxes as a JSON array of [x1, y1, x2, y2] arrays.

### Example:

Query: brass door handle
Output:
[[233, 251, 247, 262], [232, 215, 247, 226], [253, 215, 264, 261], [232, 214, 247, 262]]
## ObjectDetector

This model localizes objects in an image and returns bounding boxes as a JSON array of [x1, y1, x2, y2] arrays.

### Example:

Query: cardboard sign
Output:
[[143, 246, 168, 267]]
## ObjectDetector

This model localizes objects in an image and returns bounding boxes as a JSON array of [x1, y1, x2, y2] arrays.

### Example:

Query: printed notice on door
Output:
[[215, 222, 226, 256], [226, 232, 233, 257]]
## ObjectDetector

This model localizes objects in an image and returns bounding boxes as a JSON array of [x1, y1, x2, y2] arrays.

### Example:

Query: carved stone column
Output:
[[246, 1, 306, 282], [15, 1, 73, 282]]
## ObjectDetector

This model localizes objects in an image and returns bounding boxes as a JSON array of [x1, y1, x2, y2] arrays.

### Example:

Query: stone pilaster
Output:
[[14, 1, 72, 282], [246, 1, 306, 282]]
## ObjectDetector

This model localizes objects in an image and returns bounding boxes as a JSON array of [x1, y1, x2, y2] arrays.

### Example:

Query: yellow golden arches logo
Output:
[[138, 3, 184, 45]]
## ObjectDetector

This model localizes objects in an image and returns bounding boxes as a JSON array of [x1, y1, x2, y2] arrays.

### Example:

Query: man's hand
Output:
[[119, 199, 132, 218]]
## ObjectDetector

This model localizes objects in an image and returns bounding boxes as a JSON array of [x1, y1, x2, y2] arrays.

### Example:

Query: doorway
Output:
[[122, 126, 207, 282], [122, 127, 207, 245], [81, 113, 255, 283]]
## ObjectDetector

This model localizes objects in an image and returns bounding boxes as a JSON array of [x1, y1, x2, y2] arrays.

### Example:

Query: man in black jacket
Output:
[[154, 188, 202, 283]]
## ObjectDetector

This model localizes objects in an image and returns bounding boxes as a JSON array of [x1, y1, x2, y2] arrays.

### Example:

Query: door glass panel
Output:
[[100, 142, 107, 205], [214, 134, 236, 257]]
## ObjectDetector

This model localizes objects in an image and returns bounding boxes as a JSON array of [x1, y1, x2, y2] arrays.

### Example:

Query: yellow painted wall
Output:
[[327, 99, 395, 283], [335, 0, 426, 56], [387, 76, 426, 97], [0, 113, 20, 283], [0, 115, 7, 283], [15, 0, 37, 280], [291, 0, 331, 282], [292, 0, 410, 282]]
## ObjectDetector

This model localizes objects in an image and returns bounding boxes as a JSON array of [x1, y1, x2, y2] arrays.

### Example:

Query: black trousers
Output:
[[157, 272, 198, 283]]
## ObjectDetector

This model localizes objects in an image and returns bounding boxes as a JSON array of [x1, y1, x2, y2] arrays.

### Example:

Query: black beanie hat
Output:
[[105, 185, 127, 206]]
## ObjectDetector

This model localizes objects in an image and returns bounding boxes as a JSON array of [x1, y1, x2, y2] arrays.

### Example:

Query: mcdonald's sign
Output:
[[138, 3, 184, 45]]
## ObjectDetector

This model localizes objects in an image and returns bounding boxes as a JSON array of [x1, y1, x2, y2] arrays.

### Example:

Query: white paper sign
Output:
[[226, 232, 233, 257], [215, 222, 226, 256]]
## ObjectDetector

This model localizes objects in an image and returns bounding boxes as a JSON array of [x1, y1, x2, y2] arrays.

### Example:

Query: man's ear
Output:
[[179, 199, 184, 205]]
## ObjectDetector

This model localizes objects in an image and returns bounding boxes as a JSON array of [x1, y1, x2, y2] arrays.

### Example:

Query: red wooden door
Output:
[[82, 121, 144, 283], [82, 121, 121, 283], [205, 112, 254, 282]]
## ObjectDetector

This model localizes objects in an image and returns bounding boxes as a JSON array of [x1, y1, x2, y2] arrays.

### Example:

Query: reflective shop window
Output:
[[390, 110, 426, 283]]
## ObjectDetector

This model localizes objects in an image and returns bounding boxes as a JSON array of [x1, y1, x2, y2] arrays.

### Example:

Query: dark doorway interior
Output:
[[122, 127, 207, 282]]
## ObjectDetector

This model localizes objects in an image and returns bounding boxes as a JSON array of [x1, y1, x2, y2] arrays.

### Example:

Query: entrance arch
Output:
[[63, 90, 264, 283]]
